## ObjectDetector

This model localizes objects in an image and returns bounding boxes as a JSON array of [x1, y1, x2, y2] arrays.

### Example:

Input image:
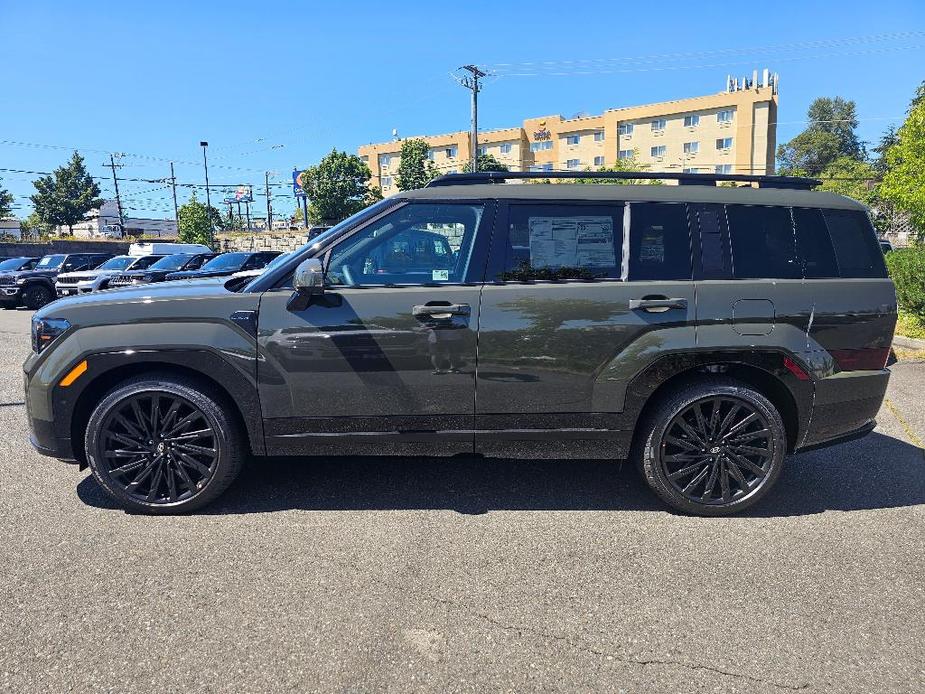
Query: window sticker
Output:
[[528, 216, 615, 268], [639, 226, 666, 263], [432, 269, 449, 281]]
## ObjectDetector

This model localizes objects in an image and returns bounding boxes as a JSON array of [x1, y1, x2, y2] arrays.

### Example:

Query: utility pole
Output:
[[199, 141, 213, 245], [265, 171, 272, 231], [169, 162, 179, 229], [456, 65, 487, 173], [108, 153, 125, 231]]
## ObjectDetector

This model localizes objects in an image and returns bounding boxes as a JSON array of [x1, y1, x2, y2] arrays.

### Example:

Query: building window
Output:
[[683, 114, 700, 127], [530, 141, 553, 152], [651, 119, 667, 131], [426, 149, 435, 160], [594, 155, 605, 167], [593, 131, 605, 142], [618, 123, 634, 136], [477, 146, 487, 156], [382, 176, 393, 188], [683, 141, 699, 154], [529, 163, 554, 172], [650, 145, 667, 157], [566, 134, 581, 145], [500, 143, 512, 154], [618, 149, 634, 160], [379, 154, 391, 168], [446, 146, 457, 158], [446, 169, 457, 175], [682, 167, 697, 173], [714, 164, 732, 174], [360, 155, 369, 162], [566, 159, 581, 169], [716, 137, 733, 150], [717, 109, 734, 123]]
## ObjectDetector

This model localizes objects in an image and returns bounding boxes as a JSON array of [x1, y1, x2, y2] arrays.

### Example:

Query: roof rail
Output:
[[425, 171, 820, 190]]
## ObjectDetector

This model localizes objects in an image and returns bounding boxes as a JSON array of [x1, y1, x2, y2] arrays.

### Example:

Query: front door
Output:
[[475, 199, 696, 458], [256, 201, 493, 456]]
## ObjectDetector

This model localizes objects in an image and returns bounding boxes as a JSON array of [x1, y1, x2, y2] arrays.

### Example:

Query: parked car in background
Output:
[[108, 253, 219, 288], [231, 251, 293, 279], [0, 257, 41, 273], [55, 254, 165, 297], [1, 253, 113, 309], [164, 251, 280, 281], [307, 225, 332, 241], [128, 242, 212, 256]]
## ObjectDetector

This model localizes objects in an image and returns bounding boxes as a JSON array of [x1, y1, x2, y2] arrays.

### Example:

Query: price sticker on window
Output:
[[432, 270, 449, 281]]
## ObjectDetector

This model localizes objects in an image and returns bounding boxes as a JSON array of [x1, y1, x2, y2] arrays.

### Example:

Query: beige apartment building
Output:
[[359, 72, 778, 194]]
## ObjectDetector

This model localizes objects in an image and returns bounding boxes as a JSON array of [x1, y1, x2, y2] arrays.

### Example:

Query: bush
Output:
[[886, 247, 925, 318]]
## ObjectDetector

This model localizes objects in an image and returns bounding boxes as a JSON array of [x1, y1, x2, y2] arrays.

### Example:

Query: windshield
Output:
[[201, 253, 249, 271], [149, 254, 194, 271], [97, 256, 136, 270], [263, 252, 291, 270], [0, 258, 29, 271], [37, 255, 66, 269]]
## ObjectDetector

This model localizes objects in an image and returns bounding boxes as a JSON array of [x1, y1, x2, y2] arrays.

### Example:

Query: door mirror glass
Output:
[[293, 258, 325, 293]]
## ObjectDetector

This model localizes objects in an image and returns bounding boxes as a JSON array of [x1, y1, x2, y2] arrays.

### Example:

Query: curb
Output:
[[893, 335, 925, 350]]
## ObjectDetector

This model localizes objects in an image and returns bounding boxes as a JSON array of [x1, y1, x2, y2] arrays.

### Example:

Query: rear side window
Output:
[[793, 207, 838, 278], [627, 203, 691, 280], [822, 209, 887, 278], [726, 205, 800, 279], [500, 203, 623, 281]]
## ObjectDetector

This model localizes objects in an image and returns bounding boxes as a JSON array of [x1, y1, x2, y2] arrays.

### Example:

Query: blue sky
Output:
[[1, 0, 923, 219]]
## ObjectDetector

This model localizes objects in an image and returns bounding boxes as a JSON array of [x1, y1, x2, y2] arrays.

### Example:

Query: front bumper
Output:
[[0, 286, 21, 300]]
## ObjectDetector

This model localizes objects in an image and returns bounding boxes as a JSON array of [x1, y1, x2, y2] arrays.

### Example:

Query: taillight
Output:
[[830, 347, 891, 371]]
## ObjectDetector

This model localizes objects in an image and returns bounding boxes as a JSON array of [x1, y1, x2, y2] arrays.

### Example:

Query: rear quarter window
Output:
[[726, 204, 800, 279], [792, 207, 838, 278], [822, 209, 887, 278]]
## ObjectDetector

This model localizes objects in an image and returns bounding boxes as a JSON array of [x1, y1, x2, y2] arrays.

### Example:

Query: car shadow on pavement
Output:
[[75, 432, 924, 517]]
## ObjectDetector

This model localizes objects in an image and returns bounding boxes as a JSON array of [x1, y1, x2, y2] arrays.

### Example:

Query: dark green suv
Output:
[[24, 172, 897, 515]]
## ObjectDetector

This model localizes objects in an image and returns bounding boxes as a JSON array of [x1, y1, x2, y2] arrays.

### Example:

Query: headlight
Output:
[[16, 278, 28, 284], [31, 317, 70, 354], [81, 275, 99, 283]]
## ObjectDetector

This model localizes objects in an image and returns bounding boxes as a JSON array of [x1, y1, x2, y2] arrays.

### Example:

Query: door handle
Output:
[[629, 297, 688, 312], [412, 303, 471, 318]]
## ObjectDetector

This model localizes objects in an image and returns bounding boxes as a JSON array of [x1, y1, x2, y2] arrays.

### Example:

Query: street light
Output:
[[199, 141, 213, 246]]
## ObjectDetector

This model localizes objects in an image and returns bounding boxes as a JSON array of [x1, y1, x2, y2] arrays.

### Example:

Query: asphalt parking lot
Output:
[[1, 307, 923, 693]]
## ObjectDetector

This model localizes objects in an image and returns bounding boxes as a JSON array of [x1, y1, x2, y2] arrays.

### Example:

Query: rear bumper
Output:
[[799, 369, 890, 451]]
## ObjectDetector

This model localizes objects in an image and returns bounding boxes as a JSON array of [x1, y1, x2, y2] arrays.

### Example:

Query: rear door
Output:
[[256, 200, 494, 456], [475, 199, 695, 457]]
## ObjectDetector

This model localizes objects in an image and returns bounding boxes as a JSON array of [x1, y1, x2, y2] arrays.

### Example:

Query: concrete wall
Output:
[[0, 240, 131, 258], [218, 233, 311, 254]]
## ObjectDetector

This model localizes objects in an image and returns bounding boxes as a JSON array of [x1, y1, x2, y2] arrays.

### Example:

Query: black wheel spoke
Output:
[[98, 390, 218, 505], [660, 395, 773, 506]]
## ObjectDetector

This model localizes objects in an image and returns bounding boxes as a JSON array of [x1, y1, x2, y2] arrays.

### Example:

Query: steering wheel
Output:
[[341, 264, 356, 286]]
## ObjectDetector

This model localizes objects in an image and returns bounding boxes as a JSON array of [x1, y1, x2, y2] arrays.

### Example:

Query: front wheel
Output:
[[637, 379, 786, 516], [84, 374, 245, 514], [22, 284, 53, 310]]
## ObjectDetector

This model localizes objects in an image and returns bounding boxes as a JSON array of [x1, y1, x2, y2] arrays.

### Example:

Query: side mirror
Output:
[[288, 258, 325, 311]]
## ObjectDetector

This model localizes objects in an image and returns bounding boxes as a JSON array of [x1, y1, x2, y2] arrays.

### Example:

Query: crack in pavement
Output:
[[421, 593, 811, 692]]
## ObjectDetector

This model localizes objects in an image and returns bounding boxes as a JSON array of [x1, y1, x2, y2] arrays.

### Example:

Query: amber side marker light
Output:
[[59, 360, 88, 387]]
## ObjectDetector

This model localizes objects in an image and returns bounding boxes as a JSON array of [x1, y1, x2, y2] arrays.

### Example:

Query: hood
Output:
[[7, 268, 57, 280], [57, 269, 117, 281]]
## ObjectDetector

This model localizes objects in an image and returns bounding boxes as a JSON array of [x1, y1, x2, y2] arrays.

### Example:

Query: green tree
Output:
[[462, 153, 510, 173], [396, 138, 439, 190], [302, 149, 376, 224], [30, 152, 103, 234], [0, 181, 13, 218], [872, 125, 899, 177], [177, 194, 215, 246], [777, 97, 864, 175], [818, 156, 879, 206], [881, 83, 925, 233], [573, 155, 657, 184], [19, 211, 51, 238]]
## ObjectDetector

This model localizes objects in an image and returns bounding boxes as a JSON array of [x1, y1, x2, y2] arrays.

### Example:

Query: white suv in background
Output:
[[55, 254, 164, 297]]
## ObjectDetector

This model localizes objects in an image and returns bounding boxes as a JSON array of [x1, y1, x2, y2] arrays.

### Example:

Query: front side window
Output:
[[150, 254, 195, 271], [627, 203, 692, 281], [127, 255, 162, 270], [727, 205, 799, 279], [498, 204, 623, 281], [202, 253, 250, 271], [326, 203, 483, 286]]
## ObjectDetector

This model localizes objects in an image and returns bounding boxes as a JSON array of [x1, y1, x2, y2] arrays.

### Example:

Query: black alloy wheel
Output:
[[638, 379, 786, 516], [85, 375, 244, 513], [22, 284, 53, 310]]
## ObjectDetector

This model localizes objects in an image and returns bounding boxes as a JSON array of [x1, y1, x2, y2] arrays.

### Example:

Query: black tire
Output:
[[84, 373, 245, 514], [22, 284, 53, 310], [637, 378, 786, 516]]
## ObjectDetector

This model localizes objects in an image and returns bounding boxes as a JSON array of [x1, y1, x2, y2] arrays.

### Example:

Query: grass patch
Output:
[[896, 310, 925, 340]]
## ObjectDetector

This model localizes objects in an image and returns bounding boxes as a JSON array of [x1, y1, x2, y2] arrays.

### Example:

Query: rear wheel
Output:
[[22, 284, 53, 310], [84, 374, 245, 514], [637, 379, 786, 516]]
